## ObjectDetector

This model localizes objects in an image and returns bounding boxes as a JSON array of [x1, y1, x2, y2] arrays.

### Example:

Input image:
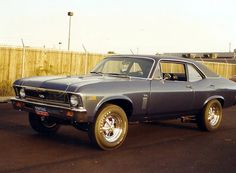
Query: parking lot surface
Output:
[[0, 103, 236, 173]]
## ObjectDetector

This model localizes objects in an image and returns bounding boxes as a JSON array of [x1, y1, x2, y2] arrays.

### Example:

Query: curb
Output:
[[0, 97, 12, 103]]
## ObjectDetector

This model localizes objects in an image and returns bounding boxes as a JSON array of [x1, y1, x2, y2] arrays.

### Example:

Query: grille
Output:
[[25, 88, 69, 104]]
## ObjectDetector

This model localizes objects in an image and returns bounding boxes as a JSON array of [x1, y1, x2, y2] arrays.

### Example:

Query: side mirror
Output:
[[163, 73, 171, 80]]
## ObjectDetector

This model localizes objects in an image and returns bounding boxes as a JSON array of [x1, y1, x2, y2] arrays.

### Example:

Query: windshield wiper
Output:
[[105, 73, 130, 78], [91, 72, 130, 78], [90, 71, 103, 75]]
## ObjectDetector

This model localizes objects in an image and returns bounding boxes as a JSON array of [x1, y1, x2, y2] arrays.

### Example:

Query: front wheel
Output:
[[88, 104, 128, 150], [197, 99, 223, 131], [29, 113, 60, 134]]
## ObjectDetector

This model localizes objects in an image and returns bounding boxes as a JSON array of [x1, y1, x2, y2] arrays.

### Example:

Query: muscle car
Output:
[[11, 55, 236, 150]]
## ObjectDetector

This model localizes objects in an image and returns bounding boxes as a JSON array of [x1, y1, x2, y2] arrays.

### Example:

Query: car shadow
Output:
[[0, 105, 201, 152], [141, 120, 199, 131], [29, 127, 98, 150]]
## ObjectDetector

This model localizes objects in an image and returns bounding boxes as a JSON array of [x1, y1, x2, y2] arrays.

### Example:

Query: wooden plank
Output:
[[0, 46, 236, 96]]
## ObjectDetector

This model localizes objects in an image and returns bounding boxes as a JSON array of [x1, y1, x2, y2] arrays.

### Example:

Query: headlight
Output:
[[19, 88, 26, 98], [70, 95, 79, 107]]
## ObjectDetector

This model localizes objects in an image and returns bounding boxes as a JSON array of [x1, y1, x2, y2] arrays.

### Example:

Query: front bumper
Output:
[[11, 98, 88, 123]]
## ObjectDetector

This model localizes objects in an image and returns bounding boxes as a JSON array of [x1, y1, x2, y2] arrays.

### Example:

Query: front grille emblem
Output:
[[39, 94, 45, 99]]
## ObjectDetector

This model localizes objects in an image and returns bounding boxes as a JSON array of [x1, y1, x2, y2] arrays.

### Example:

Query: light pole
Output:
[[67, 11, 73, 51], [58, 42, 62, 50]]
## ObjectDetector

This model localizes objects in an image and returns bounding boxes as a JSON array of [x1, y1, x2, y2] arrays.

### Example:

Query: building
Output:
[[163, 51, 236, 64]]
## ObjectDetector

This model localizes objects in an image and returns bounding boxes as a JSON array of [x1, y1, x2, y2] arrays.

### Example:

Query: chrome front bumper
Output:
[[11, 98, 88, 123]]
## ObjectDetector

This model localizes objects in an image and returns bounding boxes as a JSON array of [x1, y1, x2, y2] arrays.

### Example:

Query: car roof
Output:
[[109, 54, 195, 62], [108, 54, 219, 78]]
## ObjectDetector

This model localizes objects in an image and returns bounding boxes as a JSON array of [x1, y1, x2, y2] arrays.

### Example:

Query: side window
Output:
[[128, 62, 144, 77], [187, 64, 203, 82], [160, 61, 187, 81]]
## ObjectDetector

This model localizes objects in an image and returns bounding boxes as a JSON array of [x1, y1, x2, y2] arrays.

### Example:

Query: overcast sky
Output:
[[0, 0, 235, 54]]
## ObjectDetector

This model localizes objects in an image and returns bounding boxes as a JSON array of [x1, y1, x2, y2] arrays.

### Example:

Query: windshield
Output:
[[91, 57, 154, 78]]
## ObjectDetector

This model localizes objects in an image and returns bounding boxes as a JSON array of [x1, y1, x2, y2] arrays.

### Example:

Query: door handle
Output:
[[186, 85, 192, 89]]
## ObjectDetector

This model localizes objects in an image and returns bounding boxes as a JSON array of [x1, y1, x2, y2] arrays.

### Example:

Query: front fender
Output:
[[90, 95, 133, 121]]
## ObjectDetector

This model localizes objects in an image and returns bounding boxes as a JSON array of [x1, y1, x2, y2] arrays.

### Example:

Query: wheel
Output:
[[88, 104, 128, 150], [197, 99, 222, 131], [29, 113, 60, 134]]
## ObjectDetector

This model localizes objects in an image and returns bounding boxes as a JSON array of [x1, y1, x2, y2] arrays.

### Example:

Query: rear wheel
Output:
[[29, 113, 60, 134], [197, 99, 222, 131], [88, 104, 128, 150]]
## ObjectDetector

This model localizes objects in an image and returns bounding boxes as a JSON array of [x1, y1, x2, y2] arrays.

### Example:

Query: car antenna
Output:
[[130, 49, 134, 55]]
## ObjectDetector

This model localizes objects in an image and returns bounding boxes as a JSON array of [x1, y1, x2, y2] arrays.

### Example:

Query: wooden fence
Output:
[[0, 46, 236, 96], [199, 61, 236, 79], [0, 46, 105, 96]]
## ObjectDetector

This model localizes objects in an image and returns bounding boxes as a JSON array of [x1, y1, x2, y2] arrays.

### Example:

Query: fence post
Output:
[[21, 39, 26, 78], [82, 44, 88, 74]]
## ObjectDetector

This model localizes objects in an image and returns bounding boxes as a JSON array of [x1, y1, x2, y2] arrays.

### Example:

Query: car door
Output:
[[148, 60, 194, 116]]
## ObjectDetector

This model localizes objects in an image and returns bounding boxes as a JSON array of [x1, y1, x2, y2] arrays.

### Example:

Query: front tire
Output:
[[197, 99, 223, 131], [29, 113, 60, 134], [88, 104, 128, 150]]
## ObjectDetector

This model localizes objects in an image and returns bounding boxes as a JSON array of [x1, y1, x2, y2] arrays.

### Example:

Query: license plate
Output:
[[35, 106, 49, 116]]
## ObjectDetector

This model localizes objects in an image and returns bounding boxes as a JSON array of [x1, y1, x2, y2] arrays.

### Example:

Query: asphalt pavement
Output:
[[0, 103, 236, 173]]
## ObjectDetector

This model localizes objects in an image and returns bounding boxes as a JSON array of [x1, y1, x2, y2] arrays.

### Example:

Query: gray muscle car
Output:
[[11, 55, 236, 150]]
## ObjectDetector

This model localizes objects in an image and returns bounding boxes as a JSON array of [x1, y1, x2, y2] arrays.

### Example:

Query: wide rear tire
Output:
[[88, 104, 128, 150], [197, 99, 222, 131]]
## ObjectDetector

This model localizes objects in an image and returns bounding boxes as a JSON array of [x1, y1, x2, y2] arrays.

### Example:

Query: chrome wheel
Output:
[[197, 99, 222, 132], [208, 105, 220, 126], [101, 114, 123, 143], [88, 104, 128, 150]]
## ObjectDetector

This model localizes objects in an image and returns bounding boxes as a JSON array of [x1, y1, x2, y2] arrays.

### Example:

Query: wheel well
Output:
[[103, 99, 133, 120], [217, 98, 224, 107], [204, 98, 224, 108]]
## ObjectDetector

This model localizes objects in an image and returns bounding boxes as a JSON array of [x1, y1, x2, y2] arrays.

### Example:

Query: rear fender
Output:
[[203, 96, 224, 108]]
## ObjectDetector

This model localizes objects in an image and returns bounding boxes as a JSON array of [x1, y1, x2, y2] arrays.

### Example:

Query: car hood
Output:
[[14, 75, 131, 92]]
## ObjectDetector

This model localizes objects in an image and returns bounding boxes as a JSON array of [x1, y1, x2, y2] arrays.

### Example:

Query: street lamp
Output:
[[67, 11, 74, 51]]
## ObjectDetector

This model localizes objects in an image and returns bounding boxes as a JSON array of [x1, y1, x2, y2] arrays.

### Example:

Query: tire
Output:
[[29, 113, 60, 134], [88, 104, 128, 150], [197, 99, 223, 131]]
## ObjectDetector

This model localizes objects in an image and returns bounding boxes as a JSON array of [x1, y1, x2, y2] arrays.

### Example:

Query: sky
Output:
[[0, 0, 236, 54]]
